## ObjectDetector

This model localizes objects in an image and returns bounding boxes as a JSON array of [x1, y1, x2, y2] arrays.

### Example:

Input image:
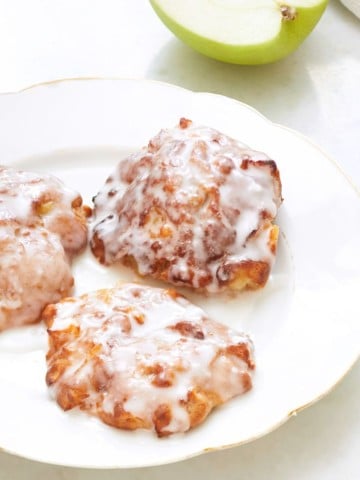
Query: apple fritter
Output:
[[0, 165, 89, 258], [0, 165, 90, 330], [91, 118, 282, 292], [0, 221, 74, 331], [44, 283, 255, 436]]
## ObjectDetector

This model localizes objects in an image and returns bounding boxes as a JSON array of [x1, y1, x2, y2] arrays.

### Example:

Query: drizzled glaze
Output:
[[0, 222, 73, 331], [91, 119, 282, 292], [0, 166, 89, 330], [44, 283, 254, 436], [0, 166, 88, 257]]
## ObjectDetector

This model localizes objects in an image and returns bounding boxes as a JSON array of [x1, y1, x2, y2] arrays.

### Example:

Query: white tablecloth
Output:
[[0, 1, 359, 478]]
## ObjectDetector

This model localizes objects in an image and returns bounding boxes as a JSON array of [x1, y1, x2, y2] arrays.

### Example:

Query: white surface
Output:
[[0, 79, 358, 469], [0, 0, 359, 477]]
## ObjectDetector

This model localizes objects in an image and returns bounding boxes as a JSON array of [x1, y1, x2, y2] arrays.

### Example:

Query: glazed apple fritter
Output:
[[0, 166, 89, 330], [44, 283, 255, 436], [0, 166, 89, 257], [0, 222, 74, 331], [91, 119, 282, 292]]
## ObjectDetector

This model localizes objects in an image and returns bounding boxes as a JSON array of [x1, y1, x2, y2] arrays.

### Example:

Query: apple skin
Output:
[[149, 0, 328, 65]]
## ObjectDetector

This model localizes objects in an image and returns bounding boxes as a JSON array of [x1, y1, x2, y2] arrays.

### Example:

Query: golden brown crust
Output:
[[0, 166, 90, 330], [45, 284, 255, 436], [91, 119, 282, 293], [0, 165, 90, 258]]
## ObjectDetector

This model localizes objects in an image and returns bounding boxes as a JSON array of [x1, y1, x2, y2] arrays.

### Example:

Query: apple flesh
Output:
[[150, 0, 328, 64]]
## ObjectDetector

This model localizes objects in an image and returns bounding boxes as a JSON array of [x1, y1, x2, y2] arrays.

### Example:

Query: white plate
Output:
[[0, 78, 359, 469]]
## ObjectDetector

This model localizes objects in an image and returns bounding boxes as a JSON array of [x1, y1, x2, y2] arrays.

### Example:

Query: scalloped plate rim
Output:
[[0, 77, 358, 469]]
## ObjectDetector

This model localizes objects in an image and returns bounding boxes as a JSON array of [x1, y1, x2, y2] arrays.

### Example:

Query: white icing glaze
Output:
[[91, 119, 282, 292], [46, 283, 254, 436], [0, 165, 88, 330], [0, 222, 74, 331], [0, 165, 87, 257]]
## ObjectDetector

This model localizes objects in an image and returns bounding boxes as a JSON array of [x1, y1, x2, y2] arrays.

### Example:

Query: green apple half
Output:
[[149, 0, 328, 64]]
